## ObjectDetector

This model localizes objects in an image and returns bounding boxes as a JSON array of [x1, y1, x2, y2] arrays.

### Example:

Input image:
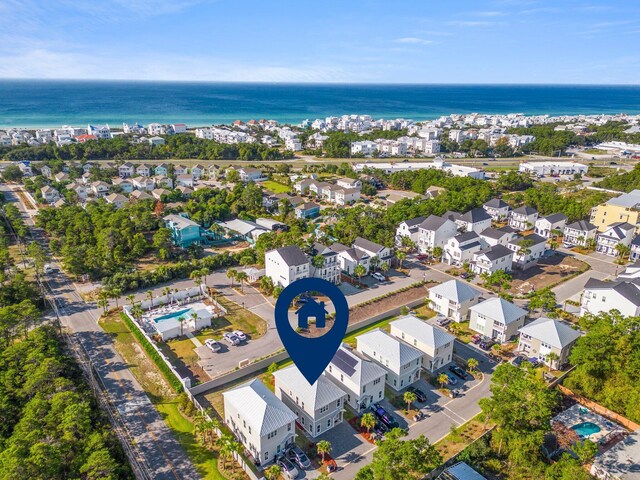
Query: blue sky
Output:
[[1, 0, 639, 83]]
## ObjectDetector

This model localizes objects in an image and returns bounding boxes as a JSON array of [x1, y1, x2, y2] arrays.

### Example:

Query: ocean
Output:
[[1, 80, 640, 128]]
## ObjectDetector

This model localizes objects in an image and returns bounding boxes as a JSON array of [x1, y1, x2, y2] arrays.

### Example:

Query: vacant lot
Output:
[[509, 253, 589, 296], [261, 180, 291, 193]]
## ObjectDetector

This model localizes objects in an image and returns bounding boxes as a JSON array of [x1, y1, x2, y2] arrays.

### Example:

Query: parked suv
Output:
[[372, 403, 399, 429], [286, 445, 311, 469], [204, 338, 221, 353], [223, 332, 240, 346], [277, 457, 300, 479]]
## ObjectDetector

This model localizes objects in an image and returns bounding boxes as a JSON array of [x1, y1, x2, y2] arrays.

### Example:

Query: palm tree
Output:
[[236, 271, 248, 293], [577, 235, 585, 246], [516, 239, 533, 258], [437, 373, 449, 389], [109, 287, 122, 308], [178, 316, 186, 337], [146, 290, 154, 306], [131, 304, 144, 319], [226, 268, 237, 288], [260, 275, 274, 295], [396, 251, 406, 269], [97, 296, 109, 314], [548, 239, 559, 252], [311, 254, 325, 277], [360, 412, 376, 433], [585, 237, 597, 251], [227, 438, 242, 472], [162, 286, 172, 304], [467, 357, 479, 373], [369, 256, 380, 272], [353, 264, 367, 283], [545, 351, 559, 371], [126, 294, 136, 306], [190, 269, 204, 293], [264, 464, 282, 480], [316, 440, 332, 461], [432, 246, 444, 262], [218, 434, 232, 469], [380, 261, 390, 276], [403, 390, 417, 412], [615, 244, 630, 262]]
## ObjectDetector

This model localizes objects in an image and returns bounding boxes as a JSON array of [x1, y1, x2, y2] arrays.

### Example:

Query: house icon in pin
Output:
[[295, 298, 329, 329]]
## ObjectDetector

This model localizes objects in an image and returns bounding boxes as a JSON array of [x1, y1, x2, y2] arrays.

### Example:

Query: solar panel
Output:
[[331, 348, 357, 376]]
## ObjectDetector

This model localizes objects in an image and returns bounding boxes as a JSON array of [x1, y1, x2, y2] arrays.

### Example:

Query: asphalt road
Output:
[[1, 184, 200, 480]]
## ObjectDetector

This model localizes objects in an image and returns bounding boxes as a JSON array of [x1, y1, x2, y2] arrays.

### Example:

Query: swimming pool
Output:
[[154, 308, 193, 323], [571, 421, 601, 438]]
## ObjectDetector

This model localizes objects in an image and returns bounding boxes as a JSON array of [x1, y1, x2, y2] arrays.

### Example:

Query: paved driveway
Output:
[[314, 422, 374, 475]]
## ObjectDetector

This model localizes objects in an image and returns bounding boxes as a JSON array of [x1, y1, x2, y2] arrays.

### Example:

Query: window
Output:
[[328, 419, 332, 427], [287, 423, 291, 431], [362, 385, 366, 393], [317, 425, 321, 433], [340, 374, 344, 382], [373, 378, 381, 385], [379, 391, 383, 399]]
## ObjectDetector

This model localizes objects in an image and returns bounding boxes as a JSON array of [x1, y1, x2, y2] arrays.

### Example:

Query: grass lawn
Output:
[[484, 166, 518, 172], [435, 417, 491, 461], [99, 311, 233, 480], [261, 180, 291, 194], [342, 316, 395, 347], [447, 321, 475, 344]]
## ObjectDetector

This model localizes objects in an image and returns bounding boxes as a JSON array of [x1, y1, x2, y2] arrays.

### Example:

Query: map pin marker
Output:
[[275, 278, 349, 385]]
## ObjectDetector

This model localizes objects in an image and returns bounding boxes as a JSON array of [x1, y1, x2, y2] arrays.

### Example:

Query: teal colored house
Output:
[[295, 202, 321, 219], [164, 214, 204, 248]]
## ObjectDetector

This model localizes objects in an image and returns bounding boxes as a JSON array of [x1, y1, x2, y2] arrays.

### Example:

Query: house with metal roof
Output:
[[443, 231, 488, 266], [223, 379, 296, 466], [563, 220, 597, 247], [534, 213, 568, 239], [390, 315, 455, 372], [274, 365, 346, 438], [581, 277, 640, 318], [216, 218, 268, 244], [517, 318, 581, 369], [438, 461, 488, 480], [483, 198, 510, 222], [470, 244, 513, 276], [265, 246, 310, 287], [325, 345, 386, 412], [590, 189, 640, 233], [356, 328, 423, 391], [509, 206, 538, 231], [429, 280, 482, 322], [469, 297, 527, 343]]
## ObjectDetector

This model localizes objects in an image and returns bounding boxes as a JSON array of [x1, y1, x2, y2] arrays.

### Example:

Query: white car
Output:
[[223, 332, 240, 346], [204, 339, 221, 353], [372, 272, 386, 282], [43, 264, 54, 274], [232, 330, 247, 342]]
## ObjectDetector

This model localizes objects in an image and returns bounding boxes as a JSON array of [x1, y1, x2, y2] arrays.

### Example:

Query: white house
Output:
[[173, 165, 189, 176], [351, 140, 378, 156], [90, 181, 110, 198], [418, 215, 458, 254], [595, 222, 635, 257], [329, 243, 370, 275], [353, 237, 392, 261], [509, 206, 538, 231], [274, 365, 346, 438], [479, 227, 517, 247], [105, 193, 128, 209], [309, 243, 341, 285], [334, 188, 360, 205], [389, 315, 455, 372], [236, 167, 265, 183], [483, 198, 510, 221], [469, 297, 527, 343], [508, 234, 547, 269], [325, 345, 386, 412], [41, 185, 60, 204], [396, 216, 427, 246], [223, 379, 296, 466], [135, 163, 153, 177], [534, 213, 568, 239], [132, 176, 156, 191], [356, 328, 423, 391], [470, 245, 513, 276], [118, 162, 135, 178], [265, 246, 310, 287], [563, 220, 597, 247], [450, 208, 493, 234], [580, 277, 640, 317], [519, 161, 587, 177], [443, 231, 487, 266], [176, 174, 194, 188], [631, 236, 640, 262], [429, 280, 481, 322], [336, 178, 362, 190], [517, 318, 581, 369]]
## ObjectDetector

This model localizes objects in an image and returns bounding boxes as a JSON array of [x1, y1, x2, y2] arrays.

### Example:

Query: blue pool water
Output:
[[571, 422, 601, 438], [154, 308, 193, 323]]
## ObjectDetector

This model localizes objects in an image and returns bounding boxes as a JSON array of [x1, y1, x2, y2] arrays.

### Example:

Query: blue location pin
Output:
[[275, 278, 349, 385]]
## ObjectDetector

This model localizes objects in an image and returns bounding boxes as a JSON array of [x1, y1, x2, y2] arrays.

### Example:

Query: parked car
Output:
[[511, 355, 526, 367], [277, 457, 300, 480], [43, 264, 55, 274], [223, 332, 240, 346], [372, 403, 399, 429], [232, 330, 247, 342], [286, 445, 311, 470], [204, 338, 222, 353], [415, 254, 429, 261], [372, 272, 386, 282], [406, 386, 427, 403], [449, 364, 470, 380], [446, 373, 458, 385], [471, 334, 483, 344], [479, 340, 495, 351], [435, 316, 451, 327]]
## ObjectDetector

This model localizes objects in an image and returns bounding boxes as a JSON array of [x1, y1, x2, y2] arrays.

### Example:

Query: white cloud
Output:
[[393, 37, 434, 45]]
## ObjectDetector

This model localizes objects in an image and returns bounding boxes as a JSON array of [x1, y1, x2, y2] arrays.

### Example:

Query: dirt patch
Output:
[[349, 283, 433, 325], [509, 254, 589, 296]]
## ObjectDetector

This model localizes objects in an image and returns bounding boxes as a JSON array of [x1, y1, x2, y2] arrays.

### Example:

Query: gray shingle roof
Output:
[[543, 213, 568, 223], [584, 277, 640, 306], [513, 206, 537, 215], [223, 379, 296, 436], [429, 279, 481, 303], [354, 236, 385, 254], [470, 297, 526, 325], [274, 245, 309, 266], [460, 208, 492, 224], [480, 228, 508, 240], [274, 365, 345, 411], [476, 244, 513, 260], [484, 198, 508, 209], [419, 215, 453, 231], [518, 318, 581, 349], [390, 315, 455, 349], [402, 216, 428, 229]]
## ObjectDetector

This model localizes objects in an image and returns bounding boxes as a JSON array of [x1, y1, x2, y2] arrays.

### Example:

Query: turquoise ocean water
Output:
[[1, 80, 639, 128]]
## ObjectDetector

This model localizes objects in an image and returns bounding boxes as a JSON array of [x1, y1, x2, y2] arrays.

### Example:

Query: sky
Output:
[[0, 0, 639, 84]]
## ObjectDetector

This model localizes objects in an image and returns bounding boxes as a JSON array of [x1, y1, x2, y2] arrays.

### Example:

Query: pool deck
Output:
[[553, 404, 622, 443]]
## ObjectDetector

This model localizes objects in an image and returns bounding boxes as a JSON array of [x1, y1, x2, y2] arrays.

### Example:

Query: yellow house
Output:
[[590, 189, 640, 232]]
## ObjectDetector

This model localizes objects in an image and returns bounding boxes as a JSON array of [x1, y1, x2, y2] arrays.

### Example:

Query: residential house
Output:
[[163, 214, 203, 248], [509, 206, 538, 231], [176, 186, 194, 198], [154, 164, 169, 176], [105, 193, 128, 209], [40, 165, 52, 178], [470, 245, 513, 276], [356, 329, 423, 391], [534, 213, 568, 239], [90, 181, 110, 198], [190, 164, 205, 179], [479, 226, 517, 247], [389, 315, 455, 372], [53, 172, 69, 183], [118, 162, 135, 178], [595, 222, 635, 257], [295, 202, 321, 219], [176, 174, 194, 187], [173, 165, 188, 176], [310, 243, 341, 285], [129, 190, 153, 202], [425, 186, 446, 199], [325, 346, 386, 412], [469, 297, 527, 343], [68, 182, 87, 201], [438, 462, 488, 480], [235, 167, 264, 183], [41, 185, 60, 204], [580, 277, 640, 317], [132, 176, 156, 191], [336, 178, 362, 190], [590, 189, 640, 232], [443, 231, 487, 266], [562, 220, 597, 247], [135, 163, 153, 177], [631, 236, 640, 262], [265, 246, 310, 287], [508, 234, 547, 269], [483, 198, 510, 221], [417, 215, 458, 254], [395, 216, 427, 246], [223, 379, 296, 466], [112, 177, 133, 193], [217, 219, 268, 244], [334, 188, 361, 206], [152, 188, 171, 200], [274, 365, 346, 438], [294, 178, 316, 194], [449, 208, 493, 234], [428, 280, 481, 322], [517, 318, 581, 369], [152, 175, 173, 189], [329, 243, 370, 276], [53, 198, 65, 208], [617, 261, 640, 280], [353, 237, 392, 262]]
